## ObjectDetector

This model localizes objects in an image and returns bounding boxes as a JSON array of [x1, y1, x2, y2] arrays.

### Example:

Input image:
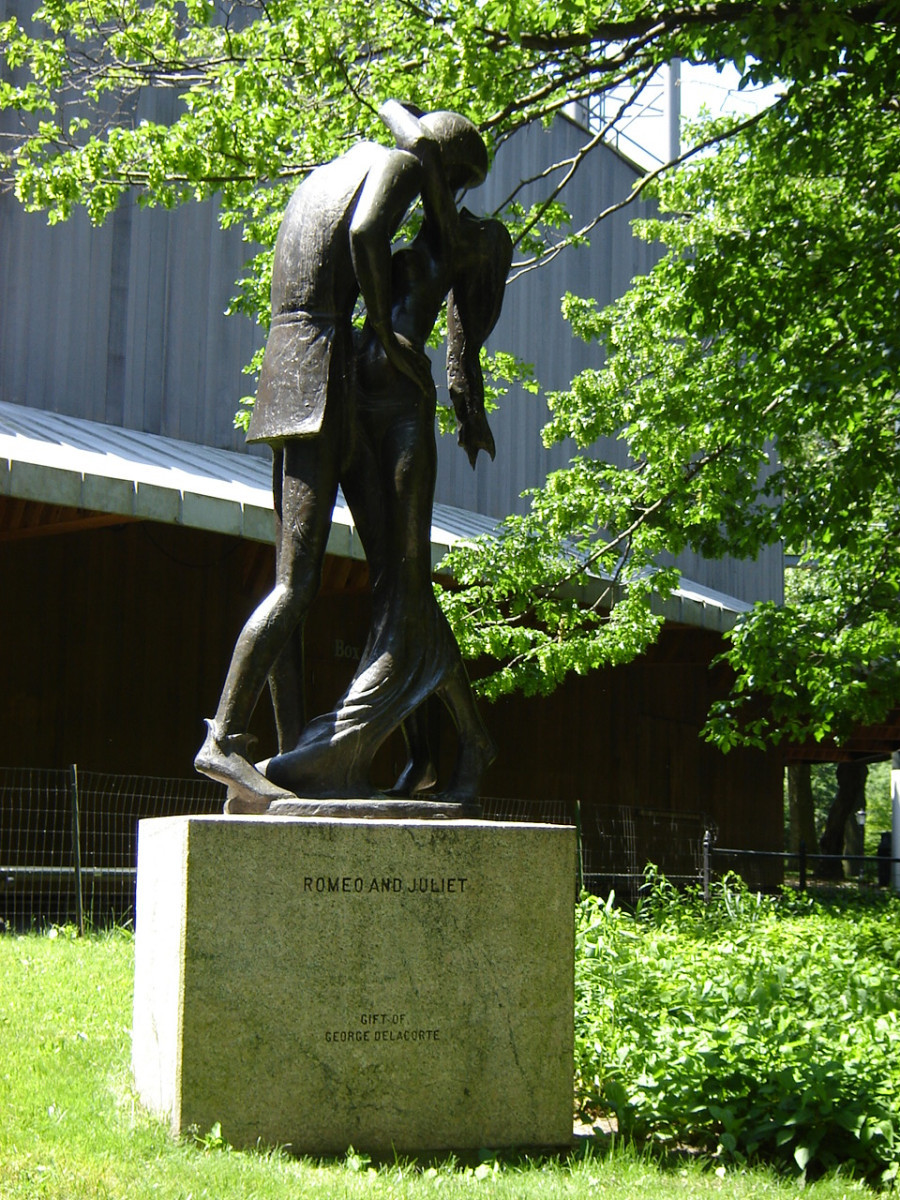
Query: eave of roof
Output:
[[0, 400, 749, 633]]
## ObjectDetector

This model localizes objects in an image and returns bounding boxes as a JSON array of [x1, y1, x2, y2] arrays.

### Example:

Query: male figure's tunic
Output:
[[247, 146, 373, 445]]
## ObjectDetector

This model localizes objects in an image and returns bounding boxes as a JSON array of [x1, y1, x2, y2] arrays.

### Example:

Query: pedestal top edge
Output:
[[136, 814, 576, 833]]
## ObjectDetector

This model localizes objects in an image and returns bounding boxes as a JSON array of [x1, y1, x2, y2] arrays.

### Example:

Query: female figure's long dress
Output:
[[265, 215, 511, 799]]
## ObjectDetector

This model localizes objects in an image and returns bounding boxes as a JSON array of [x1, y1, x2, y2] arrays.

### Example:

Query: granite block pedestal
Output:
[[132, 815, 575, 1155]]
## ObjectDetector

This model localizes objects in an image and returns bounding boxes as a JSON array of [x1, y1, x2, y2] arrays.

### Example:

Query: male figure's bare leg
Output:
[[267, 627, 305, 752], [195, 438, 340, 809], [266, 448, 307, 756]]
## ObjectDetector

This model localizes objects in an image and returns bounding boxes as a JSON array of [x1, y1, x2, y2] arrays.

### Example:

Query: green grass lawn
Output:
[[0, 922, 883, 1199]]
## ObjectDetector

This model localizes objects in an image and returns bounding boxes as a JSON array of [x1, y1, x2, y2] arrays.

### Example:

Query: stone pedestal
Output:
[[132, 815, 575, 1155]]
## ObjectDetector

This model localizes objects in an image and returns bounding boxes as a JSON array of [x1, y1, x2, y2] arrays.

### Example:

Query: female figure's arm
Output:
[[349, 144, 436, 402]]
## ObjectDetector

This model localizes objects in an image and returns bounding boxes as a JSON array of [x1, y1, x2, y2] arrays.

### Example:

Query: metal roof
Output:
[[0, 400, 749, 633]]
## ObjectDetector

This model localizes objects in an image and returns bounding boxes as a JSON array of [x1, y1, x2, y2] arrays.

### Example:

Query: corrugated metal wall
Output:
[[0, 189, 261, 451], [0, 0, 262, 451], [456, 120, 783, 604]]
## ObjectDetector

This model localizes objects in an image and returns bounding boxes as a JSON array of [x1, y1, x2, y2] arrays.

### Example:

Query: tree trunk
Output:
[[787, 762, 817, 854], [818, 761, 867, 880]]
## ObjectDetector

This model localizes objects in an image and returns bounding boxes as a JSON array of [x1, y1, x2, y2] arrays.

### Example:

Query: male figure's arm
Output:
[[349, 145, 436, 401], [378, 100, 459, 254]]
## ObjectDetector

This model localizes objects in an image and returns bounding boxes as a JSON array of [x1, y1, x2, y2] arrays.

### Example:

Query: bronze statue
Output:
[[195, 103, 510, 812]]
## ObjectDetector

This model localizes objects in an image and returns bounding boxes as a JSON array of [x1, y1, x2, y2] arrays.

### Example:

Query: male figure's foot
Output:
[[195, 719, 295, 812], [388, 755, 438, 798], [439, 730, 496, 804]]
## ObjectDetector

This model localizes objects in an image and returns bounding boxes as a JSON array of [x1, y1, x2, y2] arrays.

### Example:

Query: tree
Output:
[[785, 758, 892, 868], [443, 18, 900, 752], [819, 760, 868, 879], [3, 0, 899, 748], [786, 763, 817, 855]]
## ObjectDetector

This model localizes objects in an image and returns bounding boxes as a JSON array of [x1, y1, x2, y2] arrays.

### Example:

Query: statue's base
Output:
[[132, 814, 575, 1155], [265, 797, 481, 819]]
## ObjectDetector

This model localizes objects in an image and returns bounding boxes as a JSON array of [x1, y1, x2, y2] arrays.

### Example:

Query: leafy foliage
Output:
[[575, 877, 900, 1182], [445, 38, 900, 745]]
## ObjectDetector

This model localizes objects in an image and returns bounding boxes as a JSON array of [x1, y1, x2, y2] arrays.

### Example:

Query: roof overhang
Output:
[[784, 713, 900, 764], [0, 400, 750, 634], [0, 400, 490, 568]]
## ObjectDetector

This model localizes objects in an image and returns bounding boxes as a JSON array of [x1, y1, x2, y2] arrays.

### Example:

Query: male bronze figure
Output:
[[195, 104, 509, 811]]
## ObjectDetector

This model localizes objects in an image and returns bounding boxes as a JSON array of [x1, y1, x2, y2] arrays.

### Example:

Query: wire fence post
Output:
[[69, 764, 84, 937], [574, 800, 584, 897], [798, 840, 807, 893], [702, 829, 711, 903]]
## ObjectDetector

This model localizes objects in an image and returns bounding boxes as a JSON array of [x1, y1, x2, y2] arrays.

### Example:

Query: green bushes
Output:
[[575, 875, 900, 1182]]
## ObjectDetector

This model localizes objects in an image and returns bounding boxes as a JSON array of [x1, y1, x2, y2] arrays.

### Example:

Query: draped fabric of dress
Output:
[[269, 362, 462, 797]]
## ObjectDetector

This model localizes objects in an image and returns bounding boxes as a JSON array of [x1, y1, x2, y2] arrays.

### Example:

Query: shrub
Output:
[[574, 873, 900, 1183]]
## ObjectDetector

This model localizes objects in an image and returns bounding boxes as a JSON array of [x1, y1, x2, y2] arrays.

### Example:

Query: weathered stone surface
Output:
[[132, 815, 575, 1155]]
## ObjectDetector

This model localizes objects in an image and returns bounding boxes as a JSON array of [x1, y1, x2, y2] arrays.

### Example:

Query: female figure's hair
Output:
[[447, 215, 513, 424]]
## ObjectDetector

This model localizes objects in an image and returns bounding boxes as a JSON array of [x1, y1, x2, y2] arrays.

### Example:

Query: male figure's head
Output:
[[419, 111, 488, 191]]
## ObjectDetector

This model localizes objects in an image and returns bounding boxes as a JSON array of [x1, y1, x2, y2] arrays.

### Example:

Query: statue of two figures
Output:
[[194, 102, 512, 816]]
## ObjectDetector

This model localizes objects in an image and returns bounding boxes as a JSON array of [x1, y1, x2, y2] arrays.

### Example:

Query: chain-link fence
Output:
[[580, 804, 709, 902], [0, 766, 222, 931], [0, 768, 714, 929]]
